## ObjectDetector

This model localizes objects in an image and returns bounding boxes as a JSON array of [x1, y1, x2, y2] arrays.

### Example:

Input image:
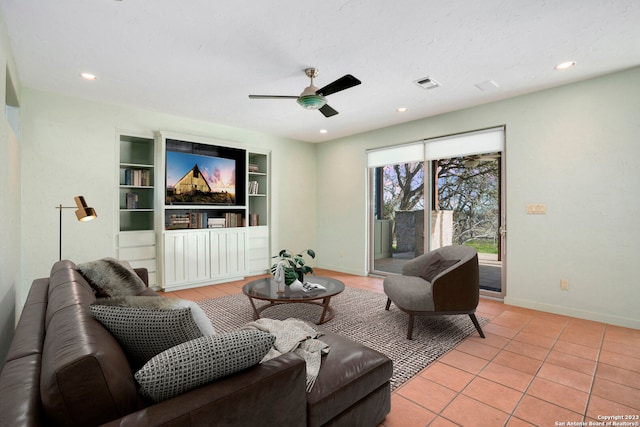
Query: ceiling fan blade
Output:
[[248, 95, 299, 99], [316, 74, 361, 96], [319, 104, 339, 117]]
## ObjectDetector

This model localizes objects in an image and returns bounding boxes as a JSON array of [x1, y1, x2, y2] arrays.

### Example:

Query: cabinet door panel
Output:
[[226, 229, 247, 276], [164, 233, 188, 286], [210, 231, 228, 277], [187, 232, 210, 282]]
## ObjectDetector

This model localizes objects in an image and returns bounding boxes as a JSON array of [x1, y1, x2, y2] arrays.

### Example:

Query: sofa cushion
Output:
[[90, 302, 214, 368], [135, 330, 275, 403], [77, 257, 147, 298], [307, 329, 393, 427], [94, 295, 215, 337]]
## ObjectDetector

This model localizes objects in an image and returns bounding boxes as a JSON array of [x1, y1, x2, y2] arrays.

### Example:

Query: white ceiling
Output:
[[2, 0, 639, 143]]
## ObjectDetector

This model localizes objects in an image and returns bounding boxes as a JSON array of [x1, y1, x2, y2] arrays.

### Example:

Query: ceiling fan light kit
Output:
[[297, 94, 327, 110], [249, 67, 361, 118]]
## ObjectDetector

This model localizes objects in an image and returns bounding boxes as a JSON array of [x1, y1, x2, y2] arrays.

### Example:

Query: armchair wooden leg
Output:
[[469, 313, 485, 338], [407, 314, 414, 340], [385, 298, 392, 310]]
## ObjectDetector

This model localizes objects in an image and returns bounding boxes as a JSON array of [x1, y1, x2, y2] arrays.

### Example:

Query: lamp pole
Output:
[[57, 204, 76, 261], [57, 196, 97, 261]]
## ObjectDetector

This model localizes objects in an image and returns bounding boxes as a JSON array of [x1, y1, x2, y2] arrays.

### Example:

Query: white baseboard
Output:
[[504, 296, 640, 330], [316, 263, 367, 277]]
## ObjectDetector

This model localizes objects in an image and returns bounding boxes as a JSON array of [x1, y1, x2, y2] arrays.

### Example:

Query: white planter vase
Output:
[[288, 279, 304, 293]]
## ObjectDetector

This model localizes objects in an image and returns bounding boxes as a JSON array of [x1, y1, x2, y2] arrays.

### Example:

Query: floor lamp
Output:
[[57, 196, 97, 261]]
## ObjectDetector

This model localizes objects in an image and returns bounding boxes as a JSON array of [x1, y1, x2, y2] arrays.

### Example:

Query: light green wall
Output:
[[316, 67, 640, 329], [2, 39, 639, 373], [0, 12, 21, 368], [18, 89, 317, 312]]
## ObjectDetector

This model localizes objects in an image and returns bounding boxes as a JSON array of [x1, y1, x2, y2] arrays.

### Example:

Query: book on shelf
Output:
[[123, 168, 151, 186], [248, 163, 260, 173], [249, 213, 259, 226], [167, 214, 190, 229], [224, 212, 244, 227], [207, 217, 226, 228], [125, 192, 139, 209], [189, 212, 208, 229], [166, 212, 245, 229]]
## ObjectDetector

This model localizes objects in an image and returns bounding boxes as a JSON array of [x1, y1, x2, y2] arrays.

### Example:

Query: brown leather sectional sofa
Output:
[[0, 260, 392, 426]]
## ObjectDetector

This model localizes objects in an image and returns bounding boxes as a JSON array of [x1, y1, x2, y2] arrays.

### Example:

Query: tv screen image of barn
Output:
[[166, 150, 236, 205]]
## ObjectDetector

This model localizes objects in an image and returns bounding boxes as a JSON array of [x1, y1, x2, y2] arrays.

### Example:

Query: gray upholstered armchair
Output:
[[383, 245, 485, 340]]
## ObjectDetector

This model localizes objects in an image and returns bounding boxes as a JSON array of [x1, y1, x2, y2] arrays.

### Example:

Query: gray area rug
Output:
[[198, 286, 487, 390]]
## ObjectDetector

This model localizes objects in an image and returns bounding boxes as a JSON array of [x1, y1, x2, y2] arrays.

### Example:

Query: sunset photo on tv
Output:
[[166, 151, 236, 205]]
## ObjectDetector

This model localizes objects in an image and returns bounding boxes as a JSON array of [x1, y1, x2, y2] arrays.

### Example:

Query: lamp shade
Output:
[[74, 196, 97, 221], [297, 94, 327, 110]]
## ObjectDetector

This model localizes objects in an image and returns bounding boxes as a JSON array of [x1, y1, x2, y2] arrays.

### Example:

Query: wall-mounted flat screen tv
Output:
[[165, 139, 246, 206]]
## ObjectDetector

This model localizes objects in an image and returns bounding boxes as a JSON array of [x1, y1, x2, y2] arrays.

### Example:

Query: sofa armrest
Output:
[[133, 268, 148, 287], [101, 352, 307, 427]]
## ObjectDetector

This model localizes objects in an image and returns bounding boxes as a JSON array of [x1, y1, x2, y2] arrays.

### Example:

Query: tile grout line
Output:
[[428, 311, 539, 425], [496, 313, 559, 426], [581, 323, 607, 422]]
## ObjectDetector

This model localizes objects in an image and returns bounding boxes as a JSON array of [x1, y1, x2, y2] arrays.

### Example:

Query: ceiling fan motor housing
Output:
[[298, 83, 327, 109]]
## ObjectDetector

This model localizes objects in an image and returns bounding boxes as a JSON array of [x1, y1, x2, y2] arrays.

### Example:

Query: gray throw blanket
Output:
[[241, 318, 330, 392]]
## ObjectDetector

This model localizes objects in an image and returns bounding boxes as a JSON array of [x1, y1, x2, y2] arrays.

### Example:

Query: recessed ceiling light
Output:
[[319, 129, 328, 134], [555, 61, 576, 71], [396, 107, 408, 113], [80, 72, 97, 80]]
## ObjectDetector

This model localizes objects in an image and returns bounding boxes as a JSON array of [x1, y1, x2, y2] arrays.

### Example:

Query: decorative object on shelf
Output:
[[248, 181, 259, 195], [270, 249, 315, 285], [56, 196, 97, 260]]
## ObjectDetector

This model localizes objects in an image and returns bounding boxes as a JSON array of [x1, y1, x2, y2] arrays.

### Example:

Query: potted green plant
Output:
[[271, 249, 315, 285]]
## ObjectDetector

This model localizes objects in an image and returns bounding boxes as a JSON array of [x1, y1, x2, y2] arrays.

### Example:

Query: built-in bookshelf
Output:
[[156, 132, 271, 289], [248, 151, 269, 227], [247, 150, 270, 274], [119, 135, 155, 231], [117, 132, 158, 286]]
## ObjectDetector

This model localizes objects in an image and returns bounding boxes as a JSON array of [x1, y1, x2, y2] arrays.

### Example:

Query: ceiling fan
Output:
[[464, 153, 501, 167], [248, 68, 361, 117]]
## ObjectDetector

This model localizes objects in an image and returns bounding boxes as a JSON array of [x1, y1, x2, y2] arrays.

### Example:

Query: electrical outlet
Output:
[[560, 279, 569, 290]]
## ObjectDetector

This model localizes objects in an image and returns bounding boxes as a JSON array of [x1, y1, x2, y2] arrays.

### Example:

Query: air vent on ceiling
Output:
[[475, 80, 500, 92], [414, 76, 441, 90]]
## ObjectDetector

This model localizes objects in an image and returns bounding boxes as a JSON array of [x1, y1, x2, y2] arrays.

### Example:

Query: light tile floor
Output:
[[163, 269, 640, 427]]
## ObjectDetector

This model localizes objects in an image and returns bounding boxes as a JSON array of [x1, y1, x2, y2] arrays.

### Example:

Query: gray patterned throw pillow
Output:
[[135, 330, 275, 403], [89, 304, 211, 367], [94, 296, 216, 337]]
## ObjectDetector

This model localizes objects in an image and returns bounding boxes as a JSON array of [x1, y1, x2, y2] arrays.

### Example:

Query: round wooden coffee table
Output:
[[242, 276, 345, 324]]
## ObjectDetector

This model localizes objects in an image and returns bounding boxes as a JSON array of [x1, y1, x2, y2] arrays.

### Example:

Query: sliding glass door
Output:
[[368, 127, 506, 298], [371, 161, 425, 273]]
